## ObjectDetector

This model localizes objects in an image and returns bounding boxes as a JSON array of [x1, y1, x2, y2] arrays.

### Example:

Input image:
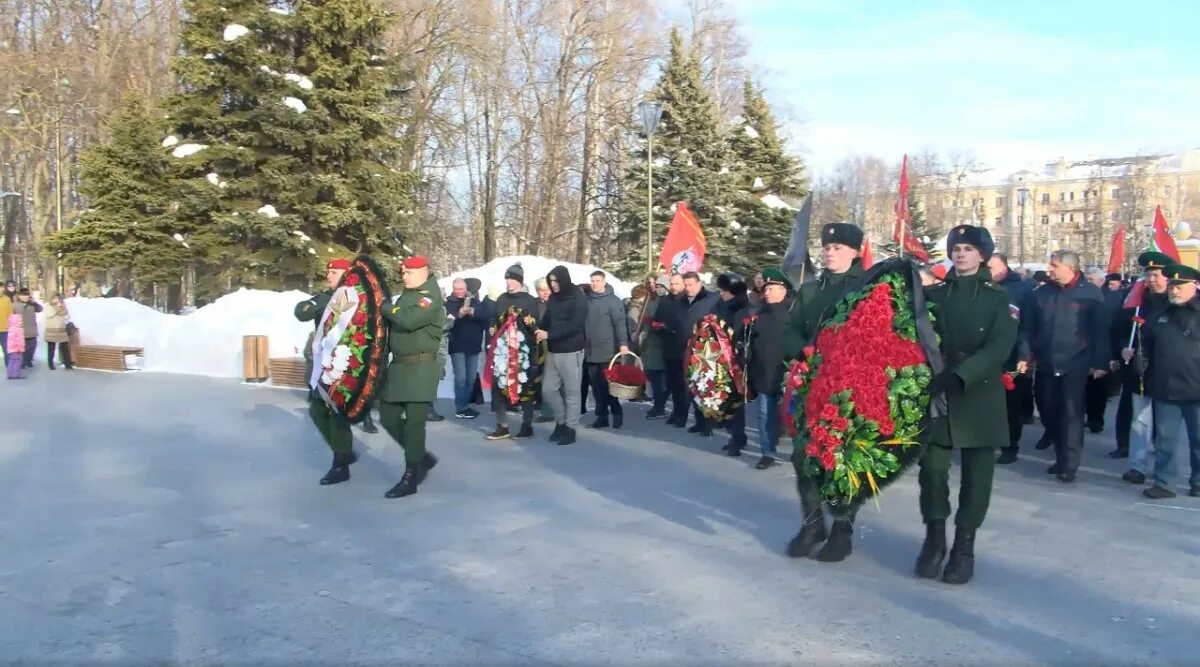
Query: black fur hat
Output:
[[819, 223, 863, 250], [946, 224, 995, 261], [716, 273, 748, 296]]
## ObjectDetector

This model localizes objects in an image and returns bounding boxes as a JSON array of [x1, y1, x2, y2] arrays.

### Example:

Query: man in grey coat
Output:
[[583, 270, 630, 429]]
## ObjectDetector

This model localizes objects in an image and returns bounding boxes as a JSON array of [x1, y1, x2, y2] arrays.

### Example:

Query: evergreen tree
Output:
[[882, 190, 937, 258], [163, 0, 413, 296], [614, 28, 739, 278], [45, 97, 191, 285], [728, 80, 807, 275]]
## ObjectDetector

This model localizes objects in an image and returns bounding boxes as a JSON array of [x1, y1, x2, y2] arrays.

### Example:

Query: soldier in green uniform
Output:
[[785, 222, 867, 563], [380, 255, 445, 499], [915, 225, 1018, 585], [295, 258, 361, 486]]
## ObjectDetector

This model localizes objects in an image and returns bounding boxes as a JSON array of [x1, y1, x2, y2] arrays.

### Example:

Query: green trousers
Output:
[[380, 401, 429, 465], [309, 397, 353, 455], [918, 444, 996, 530]]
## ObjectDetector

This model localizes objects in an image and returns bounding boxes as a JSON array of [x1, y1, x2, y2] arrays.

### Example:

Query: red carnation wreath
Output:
[[686, 313, 745, 421]]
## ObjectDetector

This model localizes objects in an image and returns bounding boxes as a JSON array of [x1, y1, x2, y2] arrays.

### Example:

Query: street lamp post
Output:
[[638, 100, 663, 274], [1017, 187, 1029, 265]]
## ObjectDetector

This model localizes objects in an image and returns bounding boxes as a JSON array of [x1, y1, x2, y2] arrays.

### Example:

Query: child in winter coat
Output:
[[6, 313, 24, 379]]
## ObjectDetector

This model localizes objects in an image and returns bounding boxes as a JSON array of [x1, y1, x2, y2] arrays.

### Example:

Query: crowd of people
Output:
[[1, 280, 75, 380], [296, 224, 1200, 584]]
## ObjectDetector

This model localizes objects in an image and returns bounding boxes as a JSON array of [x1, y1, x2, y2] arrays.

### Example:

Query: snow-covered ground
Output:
[[38, 289, 314, 378]]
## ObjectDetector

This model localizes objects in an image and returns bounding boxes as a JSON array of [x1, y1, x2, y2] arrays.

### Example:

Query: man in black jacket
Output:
[[538, 265, 588, 445], [738, 269, 791, 470], [987, 253, 1033, 464], [715, 273, 753, 453], [485, 264, 541, 441], [672, 272, 720, 435], [1111, 252, 1171, 473], [1023, 250, 1112, 483], [1140, 264, 1200, 499]]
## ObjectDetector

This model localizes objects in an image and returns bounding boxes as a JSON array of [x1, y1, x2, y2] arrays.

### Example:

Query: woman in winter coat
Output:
[[43, 294, 74, 370], [641, 277, 671, 418], [12, 288, 42, 368]]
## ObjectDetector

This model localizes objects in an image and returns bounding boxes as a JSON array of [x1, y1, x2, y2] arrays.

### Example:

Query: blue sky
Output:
[[729, 0, 1200, 176]]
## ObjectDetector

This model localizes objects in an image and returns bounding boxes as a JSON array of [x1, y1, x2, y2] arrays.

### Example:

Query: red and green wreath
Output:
[[784, 261, 937, 512], [482, 307, 545, 406], [314, 255, 391, 423], [686, 313, 745, 421]]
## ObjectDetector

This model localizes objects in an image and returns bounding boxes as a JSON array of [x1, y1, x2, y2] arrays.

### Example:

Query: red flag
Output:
[[892, 154, 930, 261], [658, 202, 706, 274], [1123, 279, 1145, 310], [1105, 224, 1125, 275], [861, 237, 874, 269], [1151, 205, 1180, 261]]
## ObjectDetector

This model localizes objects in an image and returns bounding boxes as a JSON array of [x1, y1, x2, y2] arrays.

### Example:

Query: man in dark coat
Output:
[[445, 278, 491, 420], [485, 264, 542, 441], [786, 222, 868, 564], [1111, 252, 1171, 476], [379, 256, 444, 498], [987, 253, 1033, 464], [294, 258, 359, 485], [582, 271, 630, 429], [538, 265, 589, 445], [1082, 269, 1126, 432], [735, 269, 791, 470], [1023, 249, 1111, 483], [672, 272, 720, 435], [650, 274, 688, 426], [1140, 264, 1200, 500], [915, 226, 1018, 585], [716, 273, 754, 454]]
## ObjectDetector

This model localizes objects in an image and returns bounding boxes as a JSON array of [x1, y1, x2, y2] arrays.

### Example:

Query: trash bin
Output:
[[243, 335, 269, 382]]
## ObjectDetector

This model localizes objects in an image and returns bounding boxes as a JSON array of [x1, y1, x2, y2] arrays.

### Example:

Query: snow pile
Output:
[[171, 143, 207, 158], [439, 255, 635, 300], [257, 204, 280, 218], [223, 23, 250, 42], [743, 125, 760, 139], [283, 73, 314, 90], [268, 6, 291, 15], [162, 135, 179, 148], [758, 193, 794, 210], [42, 289, 315, 378], [281, 96, 307, 113]]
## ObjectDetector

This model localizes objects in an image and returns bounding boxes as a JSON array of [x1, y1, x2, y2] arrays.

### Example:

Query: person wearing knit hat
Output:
[[376, 252, 446, 499], [914, 223, 1018, 585], [505, 263, 524, 284], [784, 223, 868, 564], [294, 258, 359, 486], [485, 262, 542, 441]]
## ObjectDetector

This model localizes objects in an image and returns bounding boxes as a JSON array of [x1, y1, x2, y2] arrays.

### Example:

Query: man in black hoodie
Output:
[[538, 265, 588, 445], [715, 273, 752, 453], [485, 264, 541, 441]]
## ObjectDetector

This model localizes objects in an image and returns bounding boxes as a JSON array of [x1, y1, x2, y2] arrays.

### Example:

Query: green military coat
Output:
[[295, 289, 333, 329], [924, 271, 1019, 449], [782, 263, 866, 359], [380, 275, 446, 403]]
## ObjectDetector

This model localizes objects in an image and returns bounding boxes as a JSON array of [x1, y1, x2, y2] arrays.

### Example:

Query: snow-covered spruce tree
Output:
[[728, 80, 807, 275], [44, 97, 191, 288], [614, 28, 739, 278], [162, 0, 413, 296]]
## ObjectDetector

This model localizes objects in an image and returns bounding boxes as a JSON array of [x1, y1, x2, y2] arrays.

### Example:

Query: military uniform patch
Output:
[[1008, 303, 1020, 320], [418, 296, 432, 308]]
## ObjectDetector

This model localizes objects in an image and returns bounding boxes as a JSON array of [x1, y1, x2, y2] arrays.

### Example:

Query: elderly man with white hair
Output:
[[1023, 250, 1112, 484]]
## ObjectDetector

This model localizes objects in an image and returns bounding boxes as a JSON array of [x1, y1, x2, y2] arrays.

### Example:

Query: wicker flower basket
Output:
[[605, 352, 645, 401]]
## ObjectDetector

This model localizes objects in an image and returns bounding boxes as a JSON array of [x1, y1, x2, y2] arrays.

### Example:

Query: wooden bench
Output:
[[74, 345, 145, 372], [269, 357, 309, 389]]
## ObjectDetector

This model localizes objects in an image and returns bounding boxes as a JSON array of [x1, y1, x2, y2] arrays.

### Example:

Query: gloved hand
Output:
[[929, 370, 963, 396]]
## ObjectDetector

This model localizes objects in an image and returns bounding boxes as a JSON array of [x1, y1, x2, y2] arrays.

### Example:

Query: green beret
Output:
[[1163, 264, 1200, 284], [1138, 251, 1174, 270], [761, 268, 792, 289]]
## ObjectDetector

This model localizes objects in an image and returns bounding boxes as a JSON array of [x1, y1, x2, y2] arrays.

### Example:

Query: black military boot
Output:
[[914, 519, 947, 579], [385, 464, 421, 498], [319, 452, 354, 486], [612, 411, 624, 430], [549, 424, 565, 443], [785, 506, 827, 558], [416, 452, 438, 485], [557, 427, 576, 446], [941, 527, 977, 585], [359, 412, 378, 434], [815, 519, 854, 562]]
